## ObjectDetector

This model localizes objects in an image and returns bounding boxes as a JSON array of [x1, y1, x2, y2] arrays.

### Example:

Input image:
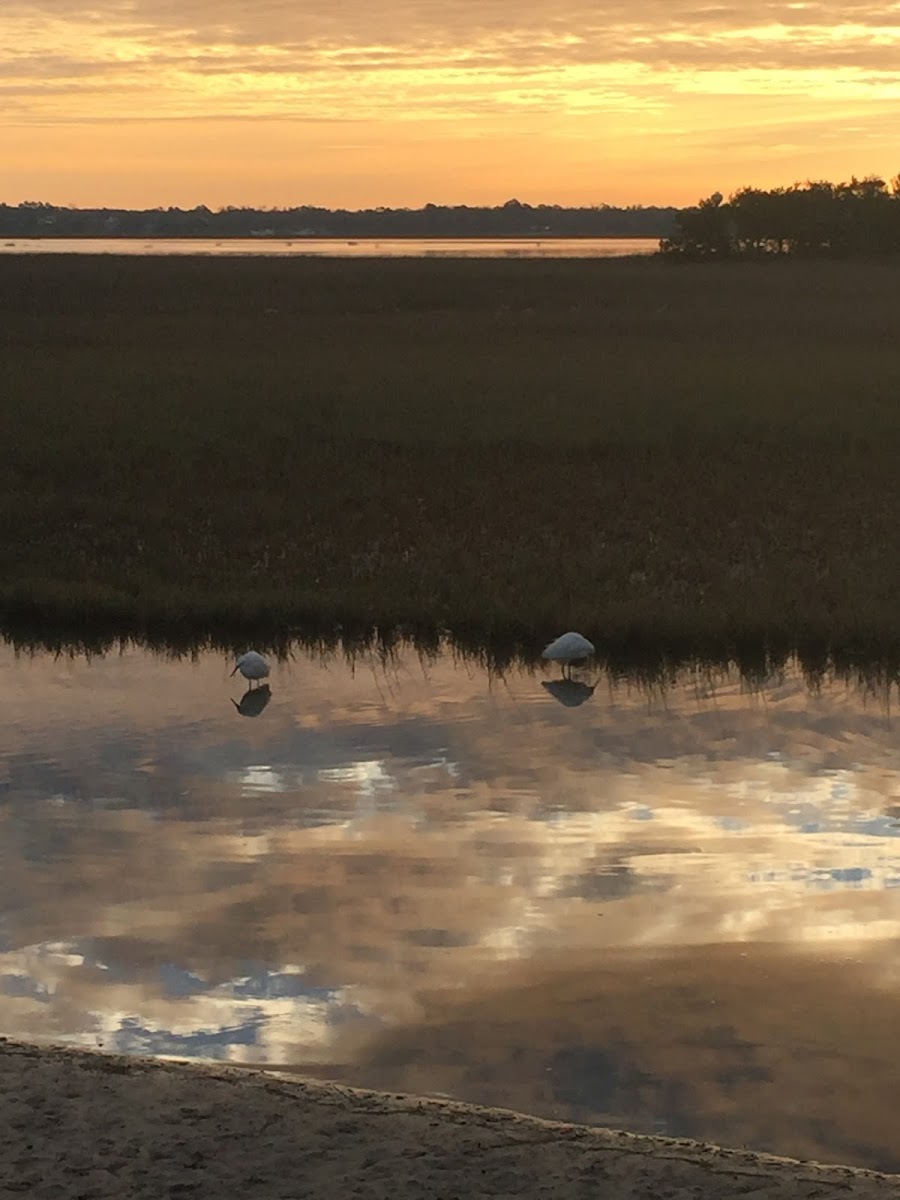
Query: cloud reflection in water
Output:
[[0, 646, 899, 1167]]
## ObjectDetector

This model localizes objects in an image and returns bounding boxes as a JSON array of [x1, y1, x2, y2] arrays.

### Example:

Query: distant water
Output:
[[2, 642, 900, 1170], [0, 236, 658, 260]]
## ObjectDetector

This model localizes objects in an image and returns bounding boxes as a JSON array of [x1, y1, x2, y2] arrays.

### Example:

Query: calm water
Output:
[[0, 237, 656, 259], [2, 644, 900, 1169]]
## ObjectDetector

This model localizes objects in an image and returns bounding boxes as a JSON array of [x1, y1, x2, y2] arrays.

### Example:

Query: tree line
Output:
[[0, 198, 677, 240], [660, 175, 900, 260]]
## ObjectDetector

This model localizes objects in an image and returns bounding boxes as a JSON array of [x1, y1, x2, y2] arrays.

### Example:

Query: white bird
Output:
[[231, 650, 270, 689], [542, 631, 595, 678]]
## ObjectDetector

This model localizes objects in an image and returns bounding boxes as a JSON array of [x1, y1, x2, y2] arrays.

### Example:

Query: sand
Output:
[[1, 1039, 897, 1199]]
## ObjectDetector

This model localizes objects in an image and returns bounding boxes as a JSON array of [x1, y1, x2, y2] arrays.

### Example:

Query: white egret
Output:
[[231, 650, 270, 689], [542, 631, 595, 679]]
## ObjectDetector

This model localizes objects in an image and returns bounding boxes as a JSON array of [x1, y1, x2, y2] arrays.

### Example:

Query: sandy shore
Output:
[[2, 1039, 898, 1199]]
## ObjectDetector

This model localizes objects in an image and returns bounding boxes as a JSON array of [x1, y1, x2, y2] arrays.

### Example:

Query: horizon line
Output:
[[5, 198, 682, 213]]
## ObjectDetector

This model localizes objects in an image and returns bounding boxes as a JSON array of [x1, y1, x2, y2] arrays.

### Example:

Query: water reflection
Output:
[[232, 684, 272, 718], [541, 679, 596, 707], [0, 237, 658, 260], [0, 644, 899, 1170]]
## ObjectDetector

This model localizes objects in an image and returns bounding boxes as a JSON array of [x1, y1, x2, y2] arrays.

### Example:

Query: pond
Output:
[[0, 237, 657, 259], [1, 642, 899, 1170]]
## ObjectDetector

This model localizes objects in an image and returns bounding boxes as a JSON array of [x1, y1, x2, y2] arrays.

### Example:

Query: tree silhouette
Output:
[[661, 175, 900, 261], [0, 201, 678, 241]]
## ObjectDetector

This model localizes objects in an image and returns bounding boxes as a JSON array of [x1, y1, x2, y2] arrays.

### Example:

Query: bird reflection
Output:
[[231, 684, 272, 718], [541, 679, 596, 708]]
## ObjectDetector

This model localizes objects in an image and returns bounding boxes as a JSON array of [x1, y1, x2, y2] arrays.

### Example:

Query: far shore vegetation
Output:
[[5, 253, 900, 674], [663, 174, 900, 260], [0, 198, 675, 240]]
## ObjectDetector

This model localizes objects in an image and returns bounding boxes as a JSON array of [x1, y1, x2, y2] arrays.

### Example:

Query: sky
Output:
[[4, 1, 900, 209]]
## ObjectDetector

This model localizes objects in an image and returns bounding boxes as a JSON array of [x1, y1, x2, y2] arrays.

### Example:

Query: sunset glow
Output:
[[4, 1, 900, 207]]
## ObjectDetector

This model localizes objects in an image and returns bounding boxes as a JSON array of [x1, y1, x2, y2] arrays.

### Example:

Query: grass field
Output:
[[4, 252, 900, 670]]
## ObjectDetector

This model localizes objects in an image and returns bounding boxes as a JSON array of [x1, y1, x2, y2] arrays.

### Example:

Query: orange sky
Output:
[[4, 1, 900, 208]]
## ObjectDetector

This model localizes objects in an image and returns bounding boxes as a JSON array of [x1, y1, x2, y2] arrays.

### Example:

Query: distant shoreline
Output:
[[0, 199, 678, 242]]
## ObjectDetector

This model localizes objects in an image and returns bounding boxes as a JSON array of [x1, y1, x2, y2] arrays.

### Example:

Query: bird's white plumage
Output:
[[542, 631, 595, 663], [231, 650, 270, 686]]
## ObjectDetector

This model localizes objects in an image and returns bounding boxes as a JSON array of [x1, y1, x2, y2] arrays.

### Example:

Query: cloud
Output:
[[7, 0, 900, 111], [5, 0, 900, 203]]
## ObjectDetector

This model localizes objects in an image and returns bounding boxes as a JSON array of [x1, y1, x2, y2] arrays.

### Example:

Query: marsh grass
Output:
[[4, 253, 900, 666]]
